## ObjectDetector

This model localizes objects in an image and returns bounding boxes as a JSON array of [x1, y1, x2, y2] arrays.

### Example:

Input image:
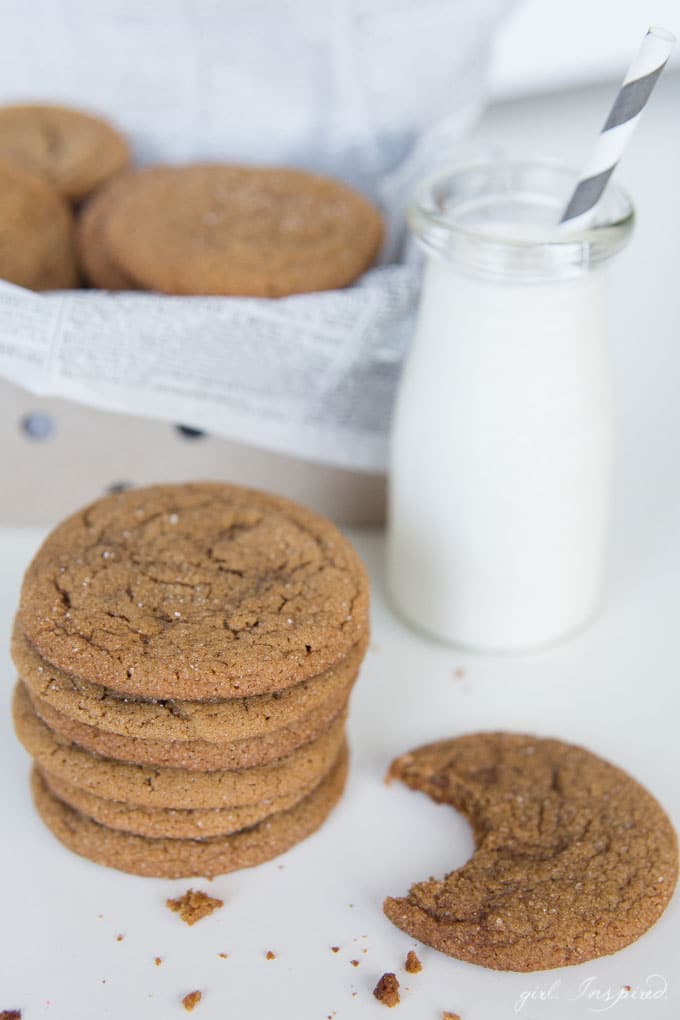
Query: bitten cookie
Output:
[[0, 104, 129, 202], [383, 732, 679, 972], [31, 741, 348, 878], [0, 159, 78, 290], [101, 164, 383, 296], [13, 681, 346, 810], [18, 482, 369, 700]]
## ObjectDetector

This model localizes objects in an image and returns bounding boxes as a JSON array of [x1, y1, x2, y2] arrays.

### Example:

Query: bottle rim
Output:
[[408, 154, 635, 279]]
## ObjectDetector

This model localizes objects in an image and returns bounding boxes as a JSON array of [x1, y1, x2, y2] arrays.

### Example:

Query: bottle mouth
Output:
[[409, 155, 635, 280]]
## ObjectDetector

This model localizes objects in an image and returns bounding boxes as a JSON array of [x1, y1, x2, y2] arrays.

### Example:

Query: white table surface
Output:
[[1, 521, 679, 1020], [2, 76, 680, 1020]]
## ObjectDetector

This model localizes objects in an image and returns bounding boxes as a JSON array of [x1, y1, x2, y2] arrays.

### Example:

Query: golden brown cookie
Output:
[[18, 482, 369, 700], [24, 676, 351, 770], [13, 681, 346, 809], [14, 622, 366, 746], [0, 104, 129, 203], [31, 741, 348, 877], [101, 164, 383, 296], [39, 766, 324, 839], [75, 174, 138, 290], [383, 733, 679, 972], [0, 159, 78, 290]]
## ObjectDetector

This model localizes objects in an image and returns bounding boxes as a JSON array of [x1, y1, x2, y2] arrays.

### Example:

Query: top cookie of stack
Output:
[[17, 482, 368, 699]]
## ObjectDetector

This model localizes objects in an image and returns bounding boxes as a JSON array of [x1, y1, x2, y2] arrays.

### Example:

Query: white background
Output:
[[493, 0, 679, 96]]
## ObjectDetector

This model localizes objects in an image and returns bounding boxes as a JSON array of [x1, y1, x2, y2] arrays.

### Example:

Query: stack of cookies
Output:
[[12, 482, 369, 878]]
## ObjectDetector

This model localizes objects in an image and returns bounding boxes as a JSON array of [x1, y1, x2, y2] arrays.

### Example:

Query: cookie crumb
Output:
[[331, 946, 340, 953], [154, 957, 162, 966], [265, 950, 276, 960], [167, 889, 223, 926], [442, 1013, 461, 1020], [182, 991, 202, 1012], [350, 959, 360, 967], [1, 1011, 22, 1019], [218, 952, 228, 960], [405, 950, 422, 974], [116, 933, 124, 942], [623, 985, 632, 993], [373, 973, 400, 1007], [453, 667, 465, 679]]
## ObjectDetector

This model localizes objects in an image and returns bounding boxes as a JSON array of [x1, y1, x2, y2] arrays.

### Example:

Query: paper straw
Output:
[[559, 26, 675, 229]]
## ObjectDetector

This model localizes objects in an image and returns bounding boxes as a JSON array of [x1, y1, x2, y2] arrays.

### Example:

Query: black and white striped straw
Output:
[[560, 26, 676, 229]]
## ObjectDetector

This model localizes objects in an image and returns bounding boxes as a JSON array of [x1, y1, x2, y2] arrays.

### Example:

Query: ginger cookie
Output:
[[101, 164, 383, 296], [0, 159, 78, 290], [39, 767, 322, 840], [75, 174, 138, 290], [13, 681, 346, 810], [30, 741, 348, 878], [24, 677, 351, 770], [0, 104, 129, 203], [383, 733, 678, 971], [14, 623, 366, 746], [18, 482, 369, 700]]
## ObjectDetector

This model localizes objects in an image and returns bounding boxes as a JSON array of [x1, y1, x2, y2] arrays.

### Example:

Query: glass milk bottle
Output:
[[387, 157, 634, 651]]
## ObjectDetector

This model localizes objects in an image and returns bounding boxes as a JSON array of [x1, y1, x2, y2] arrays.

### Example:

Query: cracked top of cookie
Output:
[[17, 483, 369, 699]]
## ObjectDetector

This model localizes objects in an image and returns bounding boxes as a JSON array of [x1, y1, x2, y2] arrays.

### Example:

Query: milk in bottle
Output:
[[386, 158, 634, 650]]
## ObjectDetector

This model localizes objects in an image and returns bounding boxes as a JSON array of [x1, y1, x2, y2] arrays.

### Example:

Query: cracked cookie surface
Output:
[[18, 482, 369, 699], [383, 732, 678, 972]]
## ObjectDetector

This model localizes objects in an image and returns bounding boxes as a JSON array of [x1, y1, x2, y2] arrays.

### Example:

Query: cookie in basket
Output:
[[75, 174, 139, 290], [100, 164, 384, 296], [0, 103, 129, 203], [0, 159, 78, 290]]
